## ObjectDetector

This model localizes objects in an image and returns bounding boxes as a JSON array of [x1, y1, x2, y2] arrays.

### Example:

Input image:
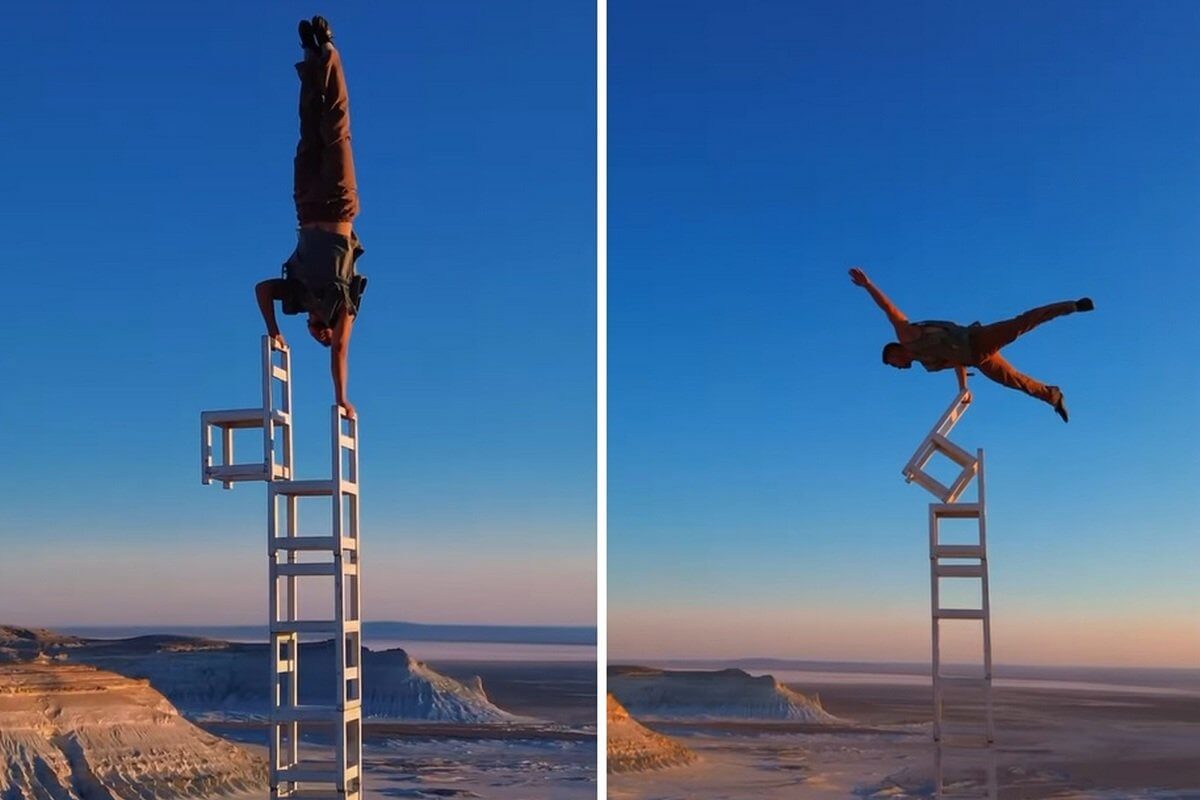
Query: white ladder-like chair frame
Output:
[[903, 390, 997, 799], [201, 336, 363, 799]]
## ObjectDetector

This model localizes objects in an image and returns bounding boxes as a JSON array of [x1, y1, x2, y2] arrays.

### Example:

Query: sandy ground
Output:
[[216, 728, 596, 800], [368, 659, 596, 798], [209, 659, 597, 800], [608, 679, 1199, 799]]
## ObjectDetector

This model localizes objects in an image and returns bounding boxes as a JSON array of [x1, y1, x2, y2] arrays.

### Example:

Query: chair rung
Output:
[[273, 563, 337, 577], [271, 619, 361, 634], [271, 536, 357, 552], [202, 408, 264, 429], [271, 536, 333, 551], [934, 544, 984, 559], [930, 502, 981, 518], [270, 620, 338, 635], [274, 767, 339, 784], [205, 463, 270, 483], [935, 608, 986, 620], [271, 480, 334, 496], [273, 761, 357, 784], [271, 704, 340, 723], [270, 479, 358, 497], [936, 564, 985, 578]]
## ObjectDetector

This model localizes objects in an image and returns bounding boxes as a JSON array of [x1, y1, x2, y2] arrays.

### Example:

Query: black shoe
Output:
[[1075, 297, 1094, 312], [1050, 387, 1069, 423], [298, 19, 318, 51], [311, 15, 334, 46]]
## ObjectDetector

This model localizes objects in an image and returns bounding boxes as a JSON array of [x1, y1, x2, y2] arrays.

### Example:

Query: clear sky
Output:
[[609, 1, 1200, 668], [0, 3, 596, 626]]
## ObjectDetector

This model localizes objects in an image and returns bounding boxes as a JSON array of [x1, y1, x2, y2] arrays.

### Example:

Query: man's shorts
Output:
[[281, 228, 367, 327]]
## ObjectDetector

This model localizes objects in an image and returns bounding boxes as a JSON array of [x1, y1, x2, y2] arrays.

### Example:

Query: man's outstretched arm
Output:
[[256, 280, 288, 348], [848, 267, 908, 336], [330, 311, 356, 417]]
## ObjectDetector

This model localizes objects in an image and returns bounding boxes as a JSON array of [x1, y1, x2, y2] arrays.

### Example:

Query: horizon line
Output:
[[50, 620, 597, 629], [607, 655, 1200, 673]]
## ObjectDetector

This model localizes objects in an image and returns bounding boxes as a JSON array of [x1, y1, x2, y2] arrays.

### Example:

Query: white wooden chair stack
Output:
[[201, 336, 363, 800], [902, 390, 997, 799]]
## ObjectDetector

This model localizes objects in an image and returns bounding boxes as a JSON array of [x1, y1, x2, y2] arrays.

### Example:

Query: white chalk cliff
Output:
[[1, 627, 518, 723], [0, 662, 266, 799]]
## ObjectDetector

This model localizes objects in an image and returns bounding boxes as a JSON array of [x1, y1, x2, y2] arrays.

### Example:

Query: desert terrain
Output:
[[607, 662, 1199, 799]]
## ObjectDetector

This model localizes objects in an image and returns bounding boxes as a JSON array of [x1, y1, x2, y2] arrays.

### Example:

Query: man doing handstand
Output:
[[257, 16, 366, 418]]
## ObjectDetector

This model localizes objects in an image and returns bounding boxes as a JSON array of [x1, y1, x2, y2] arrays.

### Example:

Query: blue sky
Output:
[[608, 0, 1200, 667], [0, 3, 595, 626]]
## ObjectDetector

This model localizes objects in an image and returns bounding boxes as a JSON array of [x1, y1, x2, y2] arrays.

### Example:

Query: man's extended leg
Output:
[[293, 23, 324, 225], [971, 300, 1088, 356], [294, 21, 359, 226], [976, 352, 1068, 420], [314, 40, 358, 223]]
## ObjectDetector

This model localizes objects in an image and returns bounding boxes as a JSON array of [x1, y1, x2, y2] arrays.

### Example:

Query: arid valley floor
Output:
[[607, 664, 1199, 800]]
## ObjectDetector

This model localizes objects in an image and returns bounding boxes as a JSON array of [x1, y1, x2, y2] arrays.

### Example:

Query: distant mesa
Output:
[[0, 662, 266, 798], [607, 693, 696, 773], [363, 647, 520, 722], [608, 665, 838, 722], [1, 625, 520, 724], [0, 625, 86, 662]]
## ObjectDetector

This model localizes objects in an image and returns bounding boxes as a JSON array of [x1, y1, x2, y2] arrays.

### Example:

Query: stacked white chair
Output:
[[902, 390, 997, 799], [202, 336, 363, 799]]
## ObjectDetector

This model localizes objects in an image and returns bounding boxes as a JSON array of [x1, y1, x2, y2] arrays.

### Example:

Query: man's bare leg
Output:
[[976, 352, 1068, 422]]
